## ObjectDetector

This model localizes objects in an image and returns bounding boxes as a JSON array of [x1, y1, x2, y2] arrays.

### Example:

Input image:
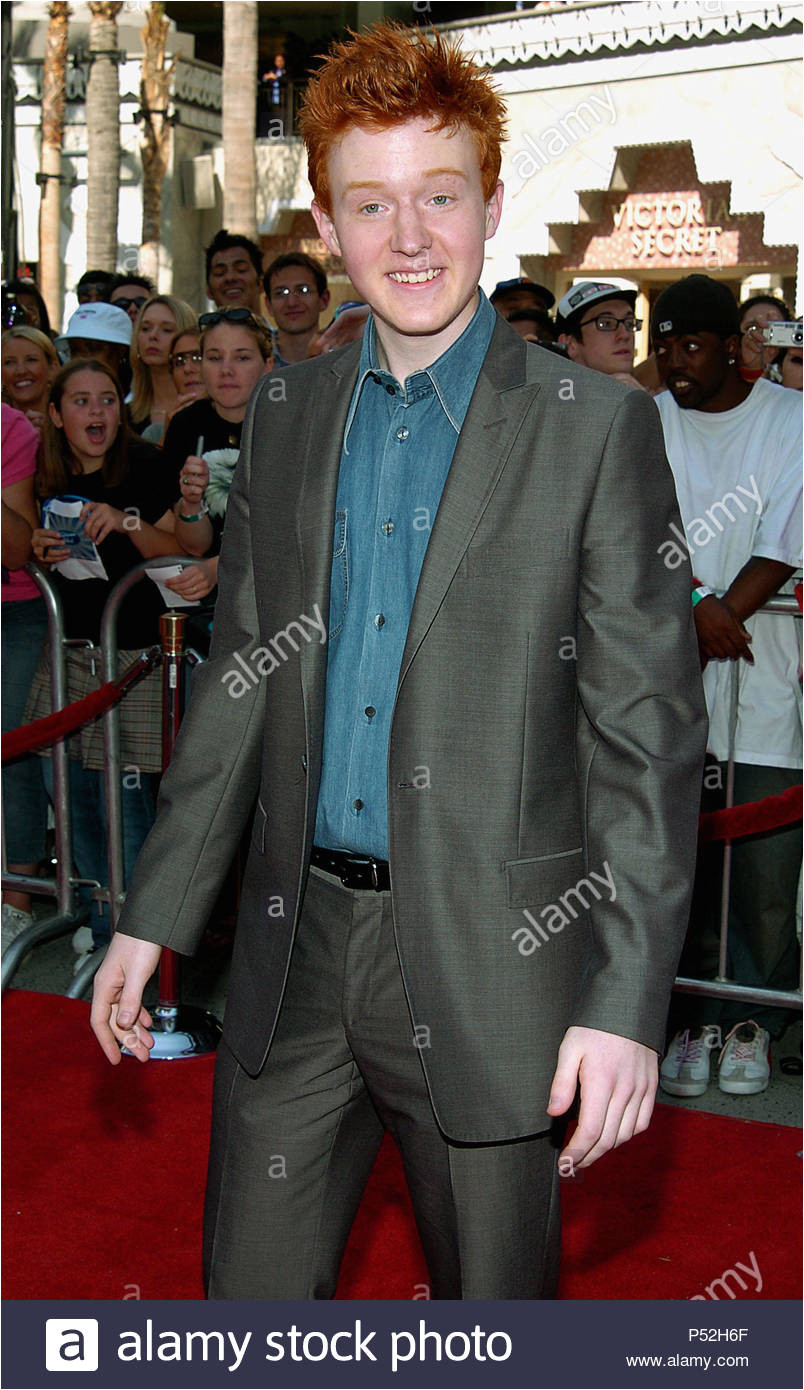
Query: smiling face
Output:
[[49, 368, 121, 471], [201, 323, 270, 421], [654, 329, 744, 412], [311, 118, 503, 376], [268, 265, 328, 337], [136, 304, 178, 369], [207, 247, 263, 314], [2, 337, 54, 409]]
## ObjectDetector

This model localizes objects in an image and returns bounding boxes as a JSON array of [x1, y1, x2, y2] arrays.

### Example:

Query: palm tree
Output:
[[39, 2, 70, 329], [139, 1, 174, 286], [86, 0, 123, 270], [222, 1, 257, 238]]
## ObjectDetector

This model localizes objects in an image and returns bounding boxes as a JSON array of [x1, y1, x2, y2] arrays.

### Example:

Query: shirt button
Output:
[[364, 705, 376, 719], [352, 798, 364, 811], [385, 384, 395, 396], [374, 613, 385, 628], [381, 520, 394, 536], [396, 426, 409, 441]]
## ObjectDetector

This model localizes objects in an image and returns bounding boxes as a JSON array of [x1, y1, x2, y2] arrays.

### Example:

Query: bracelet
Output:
[[177, 503, 209, 523], [691, 585, 714, 607]]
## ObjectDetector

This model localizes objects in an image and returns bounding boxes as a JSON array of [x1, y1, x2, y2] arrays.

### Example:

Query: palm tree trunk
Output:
[[222, 1, 257, 238], [39, 2, 70, 329], [86, 1, 123, 269], [139, 1, 174, 286]]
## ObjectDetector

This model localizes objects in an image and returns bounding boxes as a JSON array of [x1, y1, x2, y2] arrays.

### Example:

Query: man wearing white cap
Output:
[[56, 302, 132, 384], [556, 281, 644, 387]]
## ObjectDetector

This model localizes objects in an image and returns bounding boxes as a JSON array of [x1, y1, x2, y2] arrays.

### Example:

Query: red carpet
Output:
[[2, 990, 800, 1301]]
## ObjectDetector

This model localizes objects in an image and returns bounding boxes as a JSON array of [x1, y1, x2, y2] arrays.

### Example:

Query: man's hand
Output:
[[546, 1025, 658, 1170], [693, 593, 753, 664], [90, 931, 163, 1065]]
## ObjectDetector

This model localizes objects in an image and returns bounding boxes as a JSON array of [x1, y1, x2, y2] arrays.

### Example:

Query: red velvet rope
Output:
[[1, 649, 161, 763], [698, 783, 802, 843]]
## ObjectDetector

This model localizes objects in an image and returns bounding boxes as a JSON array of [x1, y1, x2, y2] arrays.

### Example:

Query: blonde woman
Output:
[[128, 294, 196, 439], [1, 326, 60, 437]]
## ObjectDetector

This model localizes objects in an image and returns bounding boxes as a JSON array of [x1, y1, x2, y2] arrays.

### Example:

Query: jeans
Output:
[[1, 598, 49, 865], [42, 759, 156, 946]]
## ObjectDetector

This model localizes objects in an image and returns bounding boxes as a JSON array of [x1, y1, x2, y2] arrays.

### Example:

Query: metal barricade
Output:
[[1, 558, 213, 1016], [674, 593, 802, 1013], [1, 563, 89, 990]]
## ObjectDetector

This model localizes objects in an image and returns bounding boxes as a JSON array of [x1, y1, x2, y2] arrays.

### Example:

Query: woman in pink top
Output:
[[1, 404, 49, 950]]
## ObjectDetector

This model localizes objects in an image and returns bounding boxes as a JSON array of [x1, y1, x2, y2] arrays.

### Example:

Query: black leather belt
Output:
[[310, 846, 391, 891]]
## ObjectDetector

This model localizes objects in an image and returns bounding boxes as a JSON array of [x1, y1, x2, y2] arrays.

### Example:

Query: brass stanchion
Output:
[[146, 610, 222, 1058]]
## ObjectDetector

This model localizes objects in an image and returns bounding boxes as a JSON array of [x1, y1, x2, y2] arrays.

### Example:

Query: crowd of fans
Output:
[[1, 246, 801, 1092]]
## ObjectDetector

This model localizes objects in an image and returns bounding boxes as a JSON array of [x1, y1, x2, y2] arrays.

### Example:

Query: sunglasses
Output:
[[171, 350, 203, 368], [199, 307, 262, 329], [113, 295, 149, 312]]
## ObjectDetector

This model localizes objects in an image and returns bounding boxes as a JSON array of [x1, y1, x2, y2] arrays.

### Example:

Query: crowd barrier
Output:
[[2, 579, 801, 1021], [1, 559, 221, 1055], [675, 593, 802, 1015]]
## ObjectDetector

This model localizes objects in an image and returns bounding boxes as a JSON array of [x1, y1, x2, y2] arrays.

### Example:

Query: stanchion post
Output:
[[155, 611, 185, 1011], [98, 561, 222, 1057]]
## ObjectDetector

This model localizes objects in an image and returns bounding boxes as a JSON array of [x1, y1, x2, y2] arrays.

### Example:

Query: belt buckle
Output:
[[369, 857, 381, 891]]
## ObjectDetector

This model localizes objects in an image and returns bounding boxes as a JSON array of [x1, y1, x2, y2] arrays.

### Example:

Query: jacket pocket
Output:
[[503, 847, 584, 909]]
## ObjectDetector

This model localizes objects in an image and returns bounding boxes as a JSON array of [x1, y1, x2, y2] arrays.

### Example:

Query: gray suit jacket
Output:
[[118, 317, 707, 1141]]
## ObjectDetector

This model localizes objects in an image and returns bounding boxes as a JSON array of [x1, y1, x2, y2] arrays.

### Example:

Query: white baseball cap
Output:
[[556, 281, 637, 329]]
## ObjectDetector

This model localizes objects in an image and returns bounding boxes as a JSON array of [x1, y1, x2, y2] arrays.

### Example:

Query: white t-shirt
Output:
[[655, 378, 802, 767]]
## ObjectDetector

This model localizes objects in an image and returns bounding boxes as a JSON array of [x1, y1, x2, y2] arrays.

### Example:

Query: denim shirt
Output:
[[314, 290, 496, 858]]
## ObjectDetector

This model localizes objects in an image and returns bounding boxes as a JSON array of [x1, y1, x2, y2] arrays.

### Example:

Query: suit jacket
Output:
[[118, 316, 708, 1142]]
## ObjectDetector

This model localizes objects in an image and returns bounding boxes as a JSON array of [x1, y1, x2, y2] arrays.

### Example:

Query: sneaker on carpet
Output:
[[71, 925, 94, 955], [659, 1025, 719, 1097], [718, 1020, 771, 1095], [2, 904, 34, 953]]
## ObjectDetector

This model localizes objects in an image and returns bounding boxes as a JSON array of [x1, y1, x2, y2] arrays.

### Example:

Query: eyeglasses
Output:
[[199, 307, 262, 329], [113, 296, 148, 313], [579, 314, 642, 333], [271, 284, 317, 299], [170, 351, 203, 368]]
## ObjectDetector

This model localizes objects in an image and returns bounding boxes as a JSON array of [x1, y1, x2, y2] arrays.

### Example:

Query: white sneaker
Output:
[[718, 1021, 771, 1095], [659, 1026, 719, 1096], [72, 925, 94, 955], [2, 904, 33, 953]]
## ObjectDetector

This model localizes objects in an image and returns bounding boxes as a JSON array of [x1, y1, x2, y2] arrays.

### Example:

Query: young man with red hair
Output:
[[92, 24, 706, 1299]]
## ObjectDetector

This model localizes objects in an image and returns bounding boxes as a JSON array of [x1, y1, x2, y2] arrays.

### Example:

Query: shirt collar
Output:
[[343, 289, 496, 453]]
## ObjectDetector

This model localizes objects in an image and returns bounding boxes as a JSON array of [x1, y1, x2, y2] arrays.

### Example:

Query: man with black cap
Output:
[[556, 281, 644, 386], [652, 273, 802, 1100], [489, 275, 554, 319]]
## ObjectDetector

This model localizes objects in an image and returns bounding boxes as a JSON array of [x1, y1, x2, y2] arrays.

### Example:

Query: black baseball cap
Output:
[[651, 275, 740, 341], [490, 277, 555, 310]]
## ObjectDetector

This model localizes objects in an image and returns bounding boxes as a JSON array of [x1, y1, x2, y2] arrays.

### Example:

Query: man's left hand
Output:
[[546, 1025, 658, 1170]]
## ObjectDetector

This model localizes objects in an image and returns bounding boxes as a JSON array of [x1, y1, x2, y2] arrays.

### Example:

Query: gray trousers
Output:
[[203, 866, 561, 1299]]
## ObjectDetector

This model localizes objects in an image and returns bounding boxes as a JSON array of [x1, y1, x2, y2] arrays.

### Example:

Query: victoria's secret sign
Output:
[[612, 195, 734, 259]]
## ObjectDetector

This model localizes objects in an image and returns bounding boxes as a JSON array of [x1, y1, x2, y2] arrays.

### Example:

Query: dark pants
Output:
[[671, 761, 801, 1041], [203, 866, 561, 1300]]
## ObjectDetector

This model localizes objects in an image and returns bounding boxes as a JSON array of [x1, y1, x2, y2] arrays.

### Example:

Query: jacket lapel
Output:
[[397, 320, 541, 689]]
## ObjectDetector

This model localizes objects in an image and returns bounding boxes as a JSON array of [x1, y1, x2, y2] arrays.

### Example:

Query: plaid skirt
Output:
[[25, 641, 164, 774]]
